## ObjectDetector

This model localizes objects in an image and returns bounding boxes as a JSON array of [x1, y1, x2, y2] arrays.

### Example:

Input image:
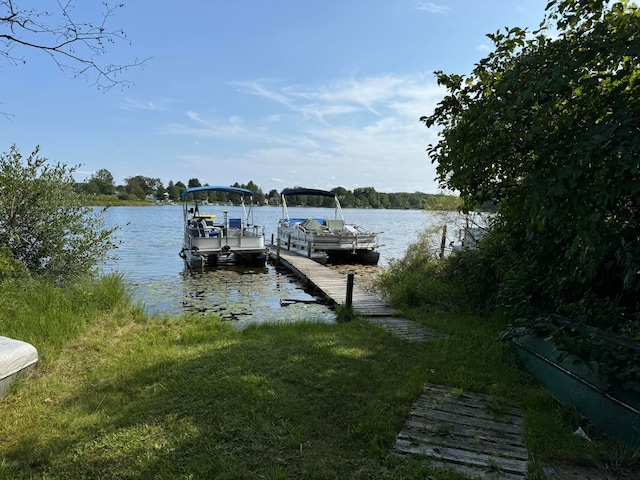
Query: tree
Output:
[[0, 144, 116, 280], [233, 180, 265, 205], [174, 181, 186, 200], [87, 168, 115, 195], [267, 189, 279, 205], [422, 0, 640, 330], [166, 181, 178, 201], [122, 175, 161, 200], [0, 1, 146, 90]]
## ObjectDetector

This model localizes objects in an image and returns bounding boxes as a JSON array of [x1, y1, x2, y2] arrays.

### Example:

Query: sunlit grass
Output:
[[0, 313, 444, 479], [0, 272, 635, 479]]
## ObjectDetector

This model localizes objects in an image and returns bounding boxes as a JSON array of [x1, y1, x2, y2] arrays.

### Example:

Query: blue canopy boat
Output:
[[180, 186, 267, 268]]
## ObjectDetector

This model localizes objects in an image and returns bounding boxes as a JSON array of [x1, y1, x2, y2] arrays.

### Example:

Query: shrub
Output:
[[378, 228, 498, 314], [0, 144, 117, 282]]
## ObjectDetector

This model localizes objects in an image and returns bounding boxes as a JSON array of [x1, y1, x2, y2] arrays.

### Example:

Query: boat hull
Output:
[[510, 328, 640, 448], [277, 227, 379, 265], [0, 337, 38, 398], [181, 246, 266, 268]]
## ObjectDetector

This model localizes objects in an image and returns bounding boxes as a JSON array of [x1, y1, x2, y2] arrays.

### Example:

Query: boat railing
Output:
[[189, 224, 265, 239]]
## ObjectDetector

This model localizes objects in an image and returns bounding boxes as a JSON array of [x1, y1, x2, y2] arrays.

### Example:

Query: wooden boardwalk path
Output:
[[268, 246, 396, 317], [393, 384, 529, 480], [267, 246, 445, 342]]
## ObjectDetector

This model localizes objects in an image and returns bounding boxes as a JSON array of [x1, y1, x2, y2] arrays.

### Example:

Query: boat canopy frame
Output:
[[280, 188, 345, 223], [182, 186, 256, 227]]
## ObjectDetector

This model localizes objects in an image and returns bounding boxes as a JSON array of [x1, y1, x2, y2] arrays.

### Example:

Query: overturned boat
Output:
[[277, 188, 380, 265], [180, 186, 267, 268], [0, 336, 38, 398]]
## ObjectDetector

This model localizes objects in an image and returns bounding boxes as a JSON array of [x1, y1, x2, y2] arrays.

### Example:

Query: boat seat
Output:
[[197, 220, 219, 237], [325, 219, 345, 231], [298, 218, 324, 232], [197, 220, 206, 237], [228, 218, 242, 229]]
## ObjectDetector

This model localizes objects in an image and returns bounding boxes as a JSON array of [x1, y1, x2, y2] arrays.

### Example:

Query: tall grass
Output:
[[377, 228, 498, 315], [0, 272, 144, 361]]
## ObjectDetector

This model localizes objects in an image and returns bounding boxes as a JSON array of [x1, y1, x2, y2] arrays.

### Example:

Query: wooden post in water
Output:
[[346, 272, 354, 308], [276, 237, 281, 262], [440, 225, 447, 259], [307, 241, 312, 258]]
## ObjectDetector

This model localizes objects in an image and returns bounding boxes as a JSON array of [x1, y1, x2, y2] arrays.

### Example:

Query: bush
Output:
[[0, 245, 29, 281], [0, 144, 117, 281], [378, 228, 498, 314]]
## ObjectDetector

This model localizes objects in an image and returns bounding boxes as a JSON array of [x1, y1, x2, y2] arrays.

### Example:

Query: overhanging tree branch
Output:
[[1, 0, 148, 90]]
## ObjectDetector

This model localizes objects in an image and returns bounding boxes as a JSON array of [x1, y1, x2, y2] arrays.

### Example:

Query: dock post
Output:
[[346, 272, 354, 308], [307, 241, 312, 258], [440, 225, 447, 258], [271, 233, 274, 245], [276, 237, 281, 262]]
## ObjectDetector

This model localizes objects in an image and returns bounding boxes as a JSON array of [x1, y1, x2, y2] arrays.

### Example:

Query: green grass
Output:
[[0, 274, 636, 479], [1, 313, 432, 479], [0, 273, 145, 362], [81, 195, 155, 206]]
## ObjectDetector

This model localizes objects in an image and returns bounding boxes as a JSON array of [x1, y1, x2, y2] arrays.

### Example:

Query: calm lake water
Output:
[[99, 205, 461, 326]]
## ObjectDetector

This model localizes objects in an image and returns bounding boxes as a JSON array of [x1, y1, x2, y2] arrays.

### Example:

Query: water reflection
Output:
[[134, 261, 336, 327]]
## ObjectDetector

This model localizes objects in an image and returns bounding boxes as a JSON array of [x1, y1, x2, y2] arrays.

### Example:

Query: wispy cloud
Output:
[[119, 97, 179, 112], [415, 1, 449, 14], [162, 73, 446, 193]]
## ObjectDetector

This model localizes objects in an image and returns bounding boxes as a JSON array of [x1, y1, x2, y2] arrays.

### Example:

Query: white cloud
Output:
[[119, 97, 178, 112], [415, 1, 449, 14], [161, 73, 446, 193]]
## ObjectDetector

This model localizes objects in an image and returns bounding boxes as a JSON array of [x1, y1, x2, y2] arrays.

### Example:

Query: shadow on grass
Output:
[[4, 319, 436, 479]]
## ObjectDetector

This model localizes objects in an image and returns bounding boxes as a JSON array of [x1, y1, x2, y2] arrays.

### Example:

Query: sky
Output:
[[2, 1, 549, 195]]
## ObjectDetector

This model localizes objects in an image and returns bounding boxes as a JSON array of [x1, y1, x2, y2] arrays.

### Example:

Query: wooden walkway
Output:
[[268, 246, 396, 317], [393, 384, 529, 480], [268, 247, 443, 341]]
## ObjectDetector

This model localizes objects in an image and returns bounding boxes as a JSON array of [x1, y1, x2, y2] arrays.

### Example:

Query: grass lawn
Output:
[[0, 287, 635, 479]]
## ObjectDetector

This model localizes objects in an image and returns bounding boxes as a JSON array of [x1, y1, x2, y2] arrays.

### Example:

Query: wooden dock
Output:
[[268, 246, 397, 317], [393, 384, 529, 480], [268, 246, 446, 342]]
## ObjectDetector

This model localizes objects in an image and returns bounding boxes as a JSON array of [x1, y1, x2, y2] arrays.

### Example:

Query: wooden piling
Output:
[[439, 225, 447, 258], [346, 272, 354, 308]]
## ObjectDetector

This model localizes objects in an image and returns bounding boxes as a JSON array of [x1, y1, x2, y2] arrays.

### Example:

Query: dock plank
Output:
[[268, 247, 397, 317], [393, 384, 529, 479]]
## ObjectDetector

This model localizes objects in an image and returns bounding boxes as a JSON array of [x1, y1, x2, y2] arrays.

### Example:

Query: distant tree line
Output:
[[75, 169, 461, 210]]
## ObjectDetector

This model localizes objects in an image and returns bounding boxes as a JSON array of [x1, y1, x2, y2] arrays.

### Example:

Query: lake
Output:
[[99, 205, 462, 326]]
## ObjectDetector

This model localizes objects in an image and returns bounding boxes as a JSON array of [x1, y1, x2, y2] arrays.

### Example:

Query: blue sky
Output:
[[2, 1, 548, 194]]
